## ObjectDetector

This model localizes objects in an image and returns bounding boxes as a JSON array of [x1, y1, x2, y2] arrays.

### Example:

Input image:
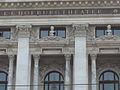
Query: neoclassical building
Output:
[[0, 0, 120, 90]]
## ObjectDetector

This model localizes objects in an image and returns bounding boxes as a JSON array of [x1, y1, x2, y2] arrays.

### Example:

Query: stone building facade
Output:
[[0, 0, 120, 90]]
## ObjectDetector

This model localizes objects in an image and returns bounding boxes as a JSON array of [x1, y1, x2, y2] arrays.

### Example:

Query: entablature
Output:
[[0, 0, 119, 17]]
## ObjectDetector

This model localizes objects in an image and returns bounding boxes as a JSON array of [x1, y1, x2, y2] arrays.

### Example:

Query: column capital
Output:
[[16, 24, 32, 38], [8, 54, 15, 61], [64, 54, 71, 61], [33, 54, 40, 61], [90, 53, 97, 61], [72, 24, 89, 37]]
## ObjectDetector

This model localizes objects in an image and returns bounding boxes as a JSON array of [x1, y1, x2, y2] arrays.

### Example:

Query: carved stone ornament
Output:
[[40, 64, 64, 82], [64, 54, 71, 61], [40, 36, 66, 41], [96, 35, 120, 41], [72, 24, 89, 37], [0, 37, 9, 42], [97, 60, 120, 81], [15, 24, 32, 38]]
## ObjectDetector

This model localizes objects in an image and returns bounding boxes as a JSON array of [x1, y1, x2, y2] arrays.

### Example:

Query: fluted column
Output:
[[64, 54, 71, 90], [33, 54, 40, 90], [7, 55, 15, 90], [90, 54, 97, 90]]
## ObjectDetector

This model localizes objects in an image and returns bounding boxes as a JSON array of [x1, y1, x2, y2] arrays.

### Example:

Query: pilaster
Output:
[[15, 25, 32, 90], [73, 24, 88, 90]]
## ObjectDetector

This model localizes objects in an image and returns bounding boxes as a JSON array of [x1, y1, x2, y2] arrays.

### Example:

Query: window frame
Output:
[[99, 71, 119, 90], [44, 71, 64, 90], [0, 71, 8, 90], [0, 28, 11, 39]]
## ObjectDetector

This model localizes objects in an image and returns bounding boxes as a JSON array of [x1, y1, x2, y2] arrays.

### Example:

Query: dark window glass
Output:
[[95, 27, 106, 38], [40, 30, 49, 38], [96, 30, 105, 38], [55, 27, 66, 38], [0, 71, 7, 90], [99, 71, 119, 90], [49, 72, 59, 81], [0, 84, 6, 90], [104, 72, 114, 80], [0, 28, 11, 39], [40, 28, 49, 38], [114, 30, 120, 36], [57, 30, 65, 38], [44, 71, 64, 90]]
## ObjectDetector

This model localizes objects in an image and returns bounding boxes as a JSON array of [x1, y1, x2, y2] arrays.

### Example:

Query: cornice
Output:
[[0, 0, 119, 9]]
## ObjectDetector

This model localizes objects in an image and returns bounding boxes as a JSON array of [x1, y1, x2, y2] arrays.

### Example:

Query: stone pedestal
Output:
[[15, 25, 31, 90], [73, 24, 88, 90]]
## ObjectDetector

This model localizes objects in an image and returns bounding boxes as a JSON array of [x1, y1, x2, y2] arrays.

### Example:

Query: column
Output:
[[7, 55, 15, 90], [90, 54, 97, 90], [73, 24, 88, 90], [15, 25, 32, 90], [33, 54, 40, 90], [64, 54, 71, 90]]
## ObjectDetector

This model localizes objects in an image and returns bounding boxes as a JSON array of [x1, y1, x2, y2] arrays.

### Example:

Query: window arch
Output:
[[99, 70, 119, 90], [44, 71, 64, 90], [0, 71, 7, 90]]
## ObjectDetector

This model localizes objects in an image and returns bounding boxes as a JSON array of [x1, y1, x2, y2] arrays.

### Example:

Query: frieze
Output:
[[0, 8, 120, 16]]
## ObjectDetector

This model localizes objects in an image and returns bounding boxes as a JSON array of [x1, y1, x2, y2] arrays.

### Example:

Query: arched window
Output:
[[0, 71, 7, 90], [99, 71, 119, 90], [44, 71, 64, 90]]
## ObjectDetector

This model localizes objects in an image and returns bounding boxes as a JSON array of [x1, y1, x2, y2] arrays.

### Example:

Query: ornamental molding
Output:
[[39, 36, 67, 42], [96, 61, 120, 81], [0, 0, 119, 9], [40, 64, 64, 82], [0, 1, 119, 16], [14, 24, 32, 38], [96, 35, 120, 41], [72, 24, 89, 37], [0, 37, 9, 42]]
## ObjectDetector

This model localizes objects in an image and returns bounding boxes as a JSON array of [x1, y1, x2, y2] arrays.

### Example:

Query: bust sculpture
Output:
[[50, 26, 55, 36], [106, 25, 112, 36]]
